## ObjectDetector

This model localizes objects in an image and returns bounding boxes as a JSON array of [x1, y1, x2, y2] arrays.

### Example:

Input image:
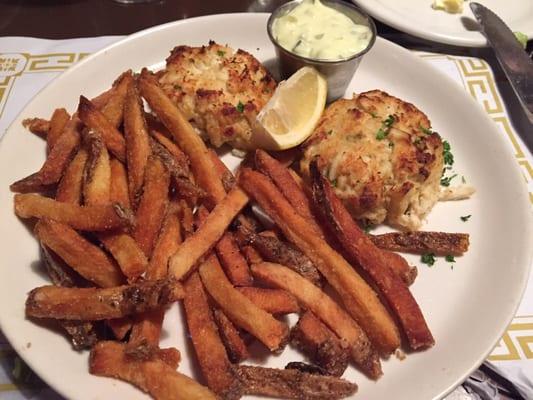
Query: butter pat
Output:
[[432, 0, 464, 14]]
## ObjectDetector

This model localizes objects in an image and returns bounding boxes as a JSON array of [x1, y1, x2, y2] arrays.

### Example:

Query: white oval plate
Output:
[[353, 0, 533, 47], [0, 13, 531, 400]]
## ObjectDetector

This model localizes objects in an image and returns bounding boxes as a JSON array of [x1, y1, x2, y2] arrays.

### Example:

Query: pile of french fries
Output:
[[11, 65, 470, 400]]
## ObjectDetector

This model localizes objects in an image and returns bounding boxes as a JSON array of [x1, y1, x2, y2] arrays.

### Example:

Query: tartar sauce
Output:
[[272, 0, 372, 60]]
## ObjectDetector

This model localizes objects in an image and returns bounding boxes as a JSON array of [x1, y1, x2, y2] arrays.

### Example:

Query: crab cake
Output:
[[300, 90, 443, 231], [158, 41, 276, 149]]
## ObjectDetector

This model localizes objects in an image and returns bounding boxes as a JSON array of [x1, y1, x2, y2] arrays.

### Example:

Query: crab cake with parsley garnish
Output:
[[300, 90, 444, 231]]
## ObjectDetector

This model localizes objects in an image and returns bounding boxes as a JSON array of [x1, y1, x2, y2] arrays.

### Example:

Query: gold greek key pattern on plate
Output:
[[489, 316, 533, 361]]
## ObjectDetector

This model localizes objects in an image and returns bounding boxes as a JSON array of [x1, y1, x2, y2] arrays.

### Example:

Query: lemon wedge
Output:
[[253, 67, 327, 150], [432, 0, 464, 14]]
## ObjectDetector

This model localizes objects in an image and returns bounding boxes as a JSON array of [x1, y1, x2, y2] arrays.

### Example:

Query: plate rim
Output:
[[0, 12, 532, 400]]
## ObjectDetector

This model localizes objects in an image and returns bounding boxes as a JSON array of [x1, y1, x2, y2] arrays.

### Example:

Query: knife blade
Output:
[[470, 2, 533, 124]]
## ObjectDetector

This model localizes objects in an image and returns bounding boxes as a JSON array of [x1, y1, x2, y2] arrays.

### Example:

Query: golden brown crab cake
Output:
[[300, 92, 443, 231], [158, 41, 276, 149]]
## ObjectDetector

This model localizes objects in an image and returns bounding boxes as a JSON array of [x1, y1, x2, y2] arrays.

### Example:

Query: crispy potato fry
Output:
[[291, 311, 350, 377], [183, 272, 242, 398], [212, 308, 250, 363], [23, 117, 50, 138], [47, 108, 70, 151], [109, 158, 131, 209], [237, 287, 300, 315], [169, 188, 248, 280], [78, 95, 126, 162], [26, 279, 182, 320], [310, 160, 434, 350], [208, 149, 236, 192], [98, 232, 148, 281], [235, 365, 357, 400], [252, 262, 381, 378], [107, 317, 133, 340], [216, 231, 253, 286], [8, 173, 54, 194], [83, 130, 111, 205], [138, 69, 226, 207], [124, 80, 151, 203], [90, 341, 217, 400], [129, 206, 182, 347], [241, 245, 263, 265], [35, 219, 124, 287], [370, 231, 470, 256], [101, 71, 133, 128], [150, 129, 190, 173], [239, 168, 400, 354], [56, 149, 88, 204], [133, 156, 170, 257], [15, 193, 133, 231], [199, 255, 288, 352], [382, 249, 418, 286]]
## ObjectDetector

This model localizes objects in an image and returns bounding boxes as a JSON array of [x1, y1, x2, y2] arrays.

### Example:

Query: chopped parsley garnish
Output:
[[460, 215, 471, 222], [376, 114, 395, 140], [420, 125, 433, 135], [217, 50, 226, 57], [330, 178, 338, 187], [421, 253, 436, 266], [173, 84, 182, 91], [363, 223, 374, 233], [388, 141, 394, 148], [236, 101, 245, 113], [327, 130, 333, 136], [445, 255, 455, 263], [440, 173, 457, 187], [370, 112, 378, 118], [442, 140, 454, 166]]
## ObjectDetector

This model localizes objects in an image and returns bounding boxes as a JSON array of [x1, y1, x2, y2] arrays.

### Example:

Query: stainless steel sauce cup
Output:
[[267, 0, 376, 102]]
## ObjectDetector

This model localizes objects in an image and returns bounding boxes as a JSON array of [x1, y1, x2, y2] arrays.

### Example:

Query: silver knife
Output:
[[470, 2, 533, 124]]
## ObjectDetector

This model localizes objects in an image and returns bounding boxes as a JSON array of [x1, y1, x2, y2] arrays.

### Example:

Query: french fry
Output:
[[239, 168, 400, 354], [129, 206, 182, 347], [183, 272, 242, 398], [241, 245, 263, 265], [101, 71, 133, 128], [370, 231, 470, 256], [133, 156, 170, 257], [212, 308, 250, 363], [169, 188, 248, 280], [310, 160, 434, 350], [138, 69, 226, 207], [107, 318, 134, 341], [35, 219, 124, 287], [124, 80, 151, 203], [215, 231, 253, 286], [90, 341, 217, 400], [251, 262, 381, 378], [56, 149, 88, 204], [109, 158, 131, 209], [382, 250, 418, 286], [198, 255, 289, 352], [78, 95, 126, 162], [15, 193, 133, 231], [8, 173, 54, 194], [150, 128, 190, 173], [98, 232, 148, 281], [83, 130, 111, 205], [26, 278, 182, 320], [237, 287, 300, 315], [208, 149, 236, 192], [23, 117, 50, 138], [235, 365, 357, 400], [291, 311, 350, 377], [47, 108, 70, 151]]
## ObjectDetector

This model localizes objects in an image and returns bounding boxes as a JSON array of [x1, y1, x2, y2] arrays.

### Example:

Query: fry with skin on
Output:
[[56, 149, 88, 204], [235, 365, 357, 400], [23, 117, 50, 138], [109, 158, 131, 209], [90, 341, 217, 400], [138, 69, 226, 207], [239, 168, 400, 354], [199, 255, 289, 352], [149, 128, 190, 174], [124, 80, 151, 203], [291, 311, 350, 377], [35, 219, 124, 287], [310, 160, 434, 350], [26, 278, 182, 320], [183, 272, 242, 399], [133, 156, 170, 257], [216, 231, 253, 286], [237, 287, 300, 315], [78, 95, 126, 162], [129, 206, 182, 347], [101, 71, 133, 128], [83, 130, 111, 205], [370, 231, 470, 256], [47, 108, 70, 152], [169, 187, 249, 280], [252, 262, 381, 378], [212, 308, 250, 363]]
